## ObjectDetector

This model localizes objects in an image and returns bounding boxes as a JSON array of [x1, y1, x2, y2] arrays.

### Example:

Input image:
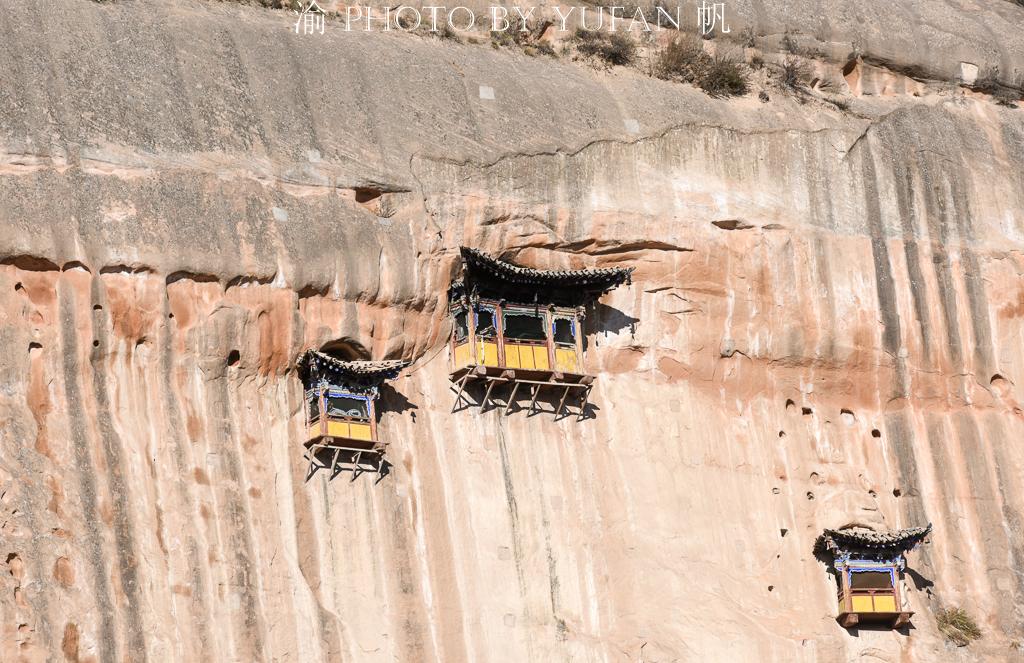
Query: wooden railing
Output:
[[839, 589, 898, 614]]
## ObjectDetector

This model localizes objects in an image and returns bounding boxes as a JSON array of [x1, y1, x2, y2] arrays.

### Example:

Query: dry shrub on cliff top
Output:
[[654, 36, 706, 82], [699, 56, 749, 97], [782, 57, 812, 90], [936, 607, 982, 646], [654, 36, 748, 98], [573, 29, 637, 67]]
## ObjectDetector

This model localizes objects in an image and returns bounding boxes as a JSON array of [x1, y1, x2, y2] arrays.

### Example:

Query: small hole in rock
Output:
[[227, 350, 240, 366], [29, 342, 42, 352], [893, 488, 902, 498], [92, 340, 99, 348], [801, 407, 812, 416], [772, 487, 780, 494], [14, 282, 24, 292], [168, 313, 175, 319], [93, 304, 102, 311], [778, 431, 786, 438], [806, 492, 815, 501], [780, 528, 788, 537], [868, 490, 877, 498], [768, 585, 774, 592], [871, 429, 881, 438], [785, 398, 795, 411]]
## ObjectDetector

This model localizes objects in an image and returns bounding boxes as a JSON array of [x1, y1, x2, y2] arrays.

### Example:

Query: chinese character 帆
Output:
[[294, 1, 326, 35], [697, 1, 730, 36]]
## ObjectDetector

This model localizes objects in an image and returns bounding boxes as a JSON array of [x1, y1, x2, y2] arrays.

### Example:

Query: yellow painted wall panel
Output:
[[479, 341, 499, 366], [327, 421, 350, 439], [851, 596, 874, 612], [350, 423, 373, 441], [555, 348, 578, 372], [518, 344, 535, 369], [505, 344, 521, 368], [533, 346, 550, 370], [874, 596, 897, 612], [454, 342, 471, 368]]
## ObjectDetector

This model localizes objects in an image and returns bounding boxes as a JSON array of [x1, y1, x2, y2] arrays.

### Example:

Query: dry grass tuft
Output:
[[936, 607, 982, 646]]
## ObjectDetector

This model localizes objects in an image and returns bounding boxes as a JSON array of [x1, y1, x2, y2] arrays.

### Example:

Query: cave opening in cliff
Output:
[[319, 339, 368, 362], [447, 247, 631, 419]]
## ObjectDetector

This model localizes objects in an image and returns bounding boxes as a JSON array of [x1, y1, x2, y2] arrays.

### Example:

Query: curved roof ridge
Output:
[[297, 349, 410, 379], [816, 523, 933, 556], [459, 246, 634, 291]]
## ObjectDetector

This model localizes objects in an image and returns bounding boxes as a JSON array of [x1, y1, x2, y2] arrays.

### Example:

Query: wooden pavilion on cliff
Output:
[[447, 247, 633, 418], [815, 524, 932, 628], [297, 350, 409, 480]]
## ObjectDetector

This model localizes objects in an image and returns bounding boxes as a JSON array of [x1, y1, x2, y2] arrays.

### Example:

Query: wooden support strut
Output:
[[577, 385, 592, 421], [330, 446, 341, 476], [481, 379, 499, 409], [304, 441, 384, 481], [350, 451, 363, 482], [449, 369, 593, 417], [503, 381, 521, 416], [555, 385, 571, 417], [528, 384, 542, 414], [451, 374, 471, 412]]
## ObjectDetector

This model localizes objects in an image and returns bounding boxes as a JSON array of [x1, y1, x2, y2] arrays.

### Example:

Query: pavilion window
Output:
[[326, 394, 369, 420], [552, 317, 575, 345], [850, 570, 894, 591], [453, 309, 469, 342], [504, 311, 547, 342], [307, 393, 321, 424], [475, 308, 497, 338]]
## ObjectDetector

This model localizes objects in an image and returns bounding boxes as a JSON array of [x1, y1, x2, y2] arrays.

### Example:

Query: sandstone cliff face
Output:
[[2, 0, 1024, 661]]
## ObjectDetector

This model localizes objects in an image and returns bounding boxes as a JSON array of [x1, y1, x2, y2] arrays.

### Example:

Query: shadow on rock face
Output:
[[591, 302, 640, 336], [905, 567, 935, 592], [378, 382, 417, 416]]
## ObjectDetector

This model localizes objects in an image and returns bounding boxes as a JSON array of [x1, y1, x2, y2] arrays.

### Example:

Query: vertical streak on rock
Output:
[[917, 157, 964, 374], [948, 171, 994, 379], [980, 415, 1024, 632], [860, 145, 905, 398], [207, 364, 268, 662], [495, 420, 539, 662], [891, 160, 933, 367], [883, 412, 929, 525], [951, 413, 1006, 618], [158, 295, 214, 660], [87, 278, 149, 663], [920, 414, 970, 588], [57, 279, 118, 663]]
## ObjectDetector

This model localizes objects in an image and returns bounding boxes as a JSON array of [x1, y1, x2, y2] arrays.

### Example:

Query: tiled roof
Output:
[[460, 247, 633, 291], [298, 350, 409, 380], [817, 524, 932, 555]]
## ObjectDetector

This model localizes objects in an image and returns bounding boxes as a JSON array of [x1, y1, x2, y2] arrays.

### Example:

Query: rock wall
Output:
[[2, 0, 1024, 661]]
